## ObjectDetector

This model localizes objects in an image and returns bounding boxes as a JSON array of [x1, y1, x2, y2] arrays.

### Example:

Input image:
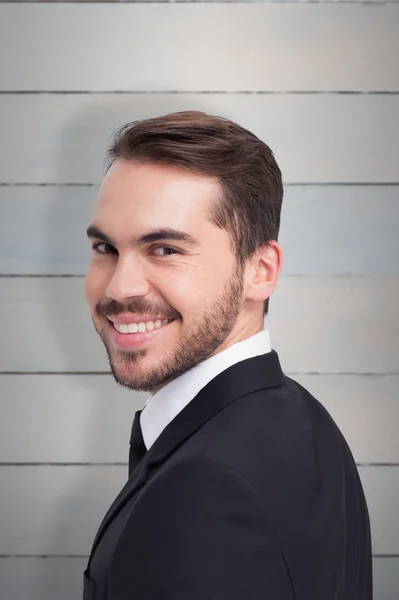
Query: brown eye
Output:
[[92, 243, 117, 254], [152, 246, 180, 256]]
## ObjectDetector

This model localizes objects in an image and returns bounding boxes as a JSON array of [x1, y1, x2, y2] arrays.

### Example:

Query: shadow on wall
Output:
[[34, 96, 187, 599]]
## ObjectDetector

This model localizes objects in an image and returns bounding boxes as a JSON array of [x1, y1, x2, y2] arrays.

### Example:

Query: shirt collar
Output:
[[140, 328, 272, 450]]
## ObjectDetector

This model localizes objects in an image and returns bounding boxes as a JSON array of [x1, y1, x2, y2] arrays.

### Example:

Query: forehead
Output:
[[93, 159, 220, 228]]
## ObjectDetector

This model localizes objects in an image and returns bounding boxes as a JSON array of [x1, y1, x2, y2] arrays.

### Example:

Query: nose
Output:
[[105, 255, 150, 302]]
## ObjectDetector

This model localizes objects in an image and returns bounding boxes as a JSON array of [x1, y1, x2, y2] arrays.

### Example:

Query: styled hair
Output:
[[105, 111, 283, 315]]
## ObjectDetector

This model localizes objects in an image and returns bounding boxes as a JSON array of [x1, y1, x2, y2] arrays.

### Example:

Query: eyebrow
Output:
[[86, 225, 201, 248]]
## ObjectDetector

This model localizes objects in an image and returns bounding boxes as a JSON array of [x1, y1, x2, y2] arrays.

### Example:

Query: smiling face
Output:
[[84, 159, 262, 392]]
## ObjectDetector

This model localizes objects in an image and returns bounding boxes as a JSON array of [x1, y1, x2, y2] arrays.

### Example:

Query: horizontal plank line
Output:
[[4, 0, 399, 4], [0, 554, 89, 559], [1, 371, 398, 376], [0, 182, 96, 187], [0, 274, 85, 278], [0, 371, 112, 375], [286, 372, 399, 377], [1, 90, 398, 95], [0, 463, 128, 467], [0, 462, 398, 467], [0, 371, 113, 375], [357, 463, 399, 467], [4, 0, 399, 3], [1, 182, 398, 188]]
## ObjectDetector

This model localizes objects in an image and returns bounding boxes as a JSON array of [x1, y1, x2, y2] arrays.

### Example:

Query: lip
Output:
[[107, 314, 171, 325], [106, 317, 175, 350]]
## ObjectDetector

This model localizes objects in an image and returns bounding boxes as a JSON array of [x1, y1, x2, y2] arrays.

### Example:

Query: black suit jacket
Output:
[[83, 350, 373, 599]]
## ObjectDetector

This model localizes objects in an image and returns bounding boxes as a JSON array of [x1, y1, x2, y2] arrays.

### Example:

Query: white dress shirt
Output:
[[140, 328, 272, 450]]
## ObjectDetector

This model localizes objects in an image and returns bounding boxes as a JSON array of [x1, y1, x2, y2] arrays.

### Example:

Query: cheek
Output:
[[159, 271, 219, 315], [83, 273, 95, 309], [84, 264, 106, 308]]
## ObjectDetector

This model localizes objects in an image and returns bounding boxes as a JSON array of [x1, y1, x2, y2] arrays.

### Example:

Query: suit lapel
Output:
[[146, 350, 284, 466], [89, 350, 284, 559]]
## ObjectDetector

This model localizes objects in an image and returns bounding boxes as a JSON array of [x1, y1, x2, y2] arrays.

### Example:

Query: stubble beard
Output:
[[95, 269, 245, 393]]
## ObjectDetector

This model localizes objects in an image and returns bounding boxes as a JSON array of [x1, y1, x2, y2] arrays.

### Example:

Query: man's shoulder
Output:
[[205, 372, 344, 452], [185, 374, 352, 495]]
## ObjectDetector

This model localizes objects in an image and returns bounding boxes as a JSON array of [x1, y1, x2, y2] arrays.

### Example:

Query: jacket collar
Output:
[[145, 349, 284, 466]]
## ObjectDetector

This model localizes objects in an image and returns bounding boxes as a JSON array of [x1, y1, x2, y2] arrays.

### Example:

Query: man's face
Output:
[[84, 159, 247, 392]]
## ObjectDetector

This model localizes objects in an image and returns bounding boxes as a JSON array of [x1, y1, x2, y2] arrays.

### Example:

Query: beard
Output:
[[94, 267, 244, 393]]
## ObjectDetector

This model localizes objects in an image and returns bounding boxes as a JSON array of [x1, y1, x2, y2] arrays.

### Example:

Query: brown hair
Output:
[[105, 111, 283, 315]]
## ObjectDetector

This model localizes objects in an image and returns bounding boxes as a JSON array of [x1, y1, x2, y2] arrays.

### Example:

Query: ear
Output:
[[244, 241, 283, 304]]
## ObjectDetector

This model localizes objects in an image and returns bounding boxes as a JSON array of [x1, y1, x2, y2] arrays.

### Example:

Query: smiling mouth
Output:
[[110, 318, 175, 334]]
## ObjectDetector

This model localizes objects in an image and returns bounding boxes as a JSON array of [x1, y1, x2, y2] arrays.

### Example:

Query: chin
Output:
[[111, 367, 148, 392], [108, 354, 159, 392]]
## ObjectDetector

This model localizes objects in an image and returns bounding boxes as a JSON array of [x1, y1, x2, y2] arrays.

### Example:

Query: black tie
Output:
[[128, 410, 147, 476]]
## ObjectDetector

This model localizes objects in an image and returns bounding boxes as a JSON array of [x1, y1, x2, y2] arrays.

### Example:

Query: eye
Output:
[[152, 246, 180, 256], [92, 242, 117, 254]]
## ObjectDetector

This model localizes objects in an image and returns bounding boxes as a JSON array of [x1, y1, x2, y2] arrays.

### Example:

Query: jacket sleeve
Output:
[[108, 457, 295, 600]]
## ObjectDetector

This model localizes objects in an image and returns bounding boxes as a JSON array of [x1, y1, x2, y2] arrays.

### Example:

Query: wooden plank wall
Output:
[[0, 2, 398, 599]]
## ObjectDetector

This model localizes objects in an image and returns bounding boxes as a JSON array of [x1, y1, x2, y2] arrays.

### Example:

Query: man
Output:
[[83, 111, 372, 599]]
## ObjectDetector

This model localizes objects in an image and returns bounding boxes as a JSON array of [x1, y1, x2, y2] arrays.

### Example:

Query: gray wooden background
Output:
[[0, 2, 398, 599]]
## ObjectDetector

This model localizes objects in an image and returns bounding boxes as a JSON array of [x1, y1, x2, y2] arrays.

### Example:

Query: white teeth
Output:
[[113, 319, 172, 334]]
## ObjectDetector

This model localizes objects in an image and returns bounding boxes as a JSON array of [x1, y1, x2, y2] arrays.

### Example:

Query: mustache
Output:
[[96, 298, 180, 320]]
